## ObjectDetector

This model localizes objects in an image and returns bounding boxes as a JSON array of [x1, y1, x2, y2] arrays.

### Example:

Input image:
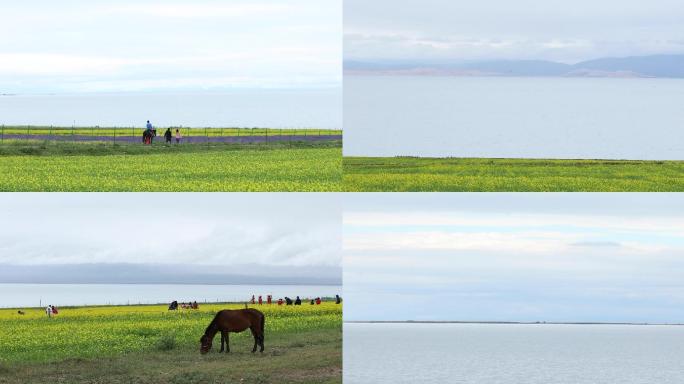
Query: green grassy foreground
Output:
[[0, 303, 342, 384], [343, 157, 684, 192], [0, 141, 342, 191]]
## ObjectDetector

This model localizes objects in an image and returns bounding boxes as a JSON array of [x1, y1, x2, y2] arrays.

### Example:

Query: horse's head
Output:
[[199, 334, 212, 354]]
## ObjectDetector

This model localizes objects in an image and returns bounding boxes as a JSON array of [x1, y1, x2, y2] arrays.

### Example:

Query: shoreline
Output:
[[345, 320, 684, 326], [1, 297, 341, 311], [345, 156, 683, 162]]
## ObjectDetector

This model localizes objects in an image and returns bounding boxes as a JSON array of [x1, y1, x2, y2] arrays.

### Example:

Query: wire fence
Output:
[[0, 125, 343, 145]]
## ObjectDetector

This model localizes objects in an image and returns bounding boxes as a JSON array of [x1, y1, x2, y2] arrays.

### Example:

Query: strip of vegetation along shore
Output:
[[0, 125, 342, 137], [0, 140, 342, 192], [0, 302, 342, 384], [343, 157, 684, 192]]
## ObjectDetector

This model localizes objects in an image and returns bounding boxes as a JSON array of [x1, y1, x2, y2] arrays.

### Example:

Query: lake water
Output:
[[344, 76, 684, 160], [0, 284, 341, 308], [0, 88, 341, 129], [344, 323, 684, 384]]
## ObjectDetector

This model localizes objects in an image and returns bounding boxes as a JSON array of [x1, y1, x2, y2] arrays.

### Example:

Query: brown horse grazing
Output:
[[199, 309, 265, 354]]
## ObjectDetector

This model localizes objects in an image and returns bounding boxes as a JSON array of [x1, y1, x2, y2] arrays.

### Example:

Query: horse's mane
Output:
[[204, 311, 222, 335]]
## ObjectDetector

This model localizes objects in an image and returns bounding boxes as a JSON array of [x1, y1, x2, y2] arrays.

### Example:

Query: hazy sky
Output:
[[0, 0, 341, 93], [345, 0, 684, 63], [0, 193, 341, 270], [344, 193, 684, 323]]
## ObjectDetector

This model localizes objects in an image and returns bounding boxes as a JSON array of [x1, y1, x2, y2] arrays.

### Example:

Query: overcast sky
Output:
[[345, 0, 684, 63], [0, 0, 340, 93], [0, 193, 341, 270], [344, 193, 684, 323]]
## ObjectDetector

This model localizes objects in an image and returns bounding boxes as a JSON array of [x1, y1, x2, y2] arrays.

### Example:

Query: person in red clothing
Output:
[[267, 295, 272, 304], [277, 298, 283, 306], [315, 297, 321, 305], [258, 295, 263, 305]]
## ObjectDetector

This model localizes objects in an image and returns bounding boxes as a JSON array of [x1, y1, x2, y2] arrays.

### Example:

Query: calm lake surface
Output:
[[344, 323, 684, 384], [0, 88, 341, 129], [344, 76, 684, 160], [0, 284, 341, 308]]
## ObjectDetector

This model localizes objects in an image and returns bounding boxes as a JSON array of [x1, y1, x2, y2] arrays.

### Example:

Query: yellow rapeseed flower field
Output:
[[0, 302, 342, 363]]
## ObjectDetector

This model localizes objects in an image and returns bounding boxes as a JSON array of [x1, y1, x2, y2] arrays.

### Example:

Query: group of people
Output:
[[144, 120, 182, 145], [168, 300, 199, 310], [251, 294, 342, 306], [250, 295, 273, 305], [45, 305, 59, 318], [168, 294, 341, 311]]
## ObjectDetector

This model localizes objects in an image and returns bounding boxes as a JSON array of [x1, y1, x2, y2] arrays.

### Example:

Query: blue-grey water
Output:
[[344, 323, 684, 384], [344, 76, 684, 160], [0, 283, 340, 308], [0, 88, 341, 129]]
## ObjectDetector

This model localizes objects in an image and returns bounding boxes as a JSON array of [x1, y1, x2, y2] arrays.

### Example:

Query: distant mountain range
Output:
[[0, 263, 341, 285], [345, 54, 684, 78]]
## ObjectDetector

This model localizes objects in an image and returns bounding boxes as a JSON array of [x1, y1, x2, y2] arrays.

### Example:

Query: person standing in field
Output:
[[45, 305, 52, 318], [175, 128, 181, 144], [164, 128, 172, 143]]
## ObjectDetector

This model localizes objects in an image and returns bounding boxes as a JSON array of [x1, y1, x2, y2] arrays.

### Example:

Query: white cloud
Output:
[[343, 194, 684, 322], [0, 0, 341, 92], [344, 211, 684, 237], [344, 231, 584, 253], [0, 193, 341, 268], [345, 0, 684, 62], [103, 3, 293, 19]]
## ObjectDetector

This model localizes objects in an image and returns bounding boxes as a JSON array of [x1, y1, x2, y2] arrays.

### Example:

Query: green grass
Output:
[[0, 141, 342, 191], [0, 303, 342, 384], [0, 126, 342, 137], [343, 157, 684, 191]]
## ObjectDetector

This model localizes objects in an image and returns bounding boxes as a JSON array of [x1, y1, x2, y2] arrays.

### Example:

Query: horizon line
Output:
[[345, 320, 684, 326]]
